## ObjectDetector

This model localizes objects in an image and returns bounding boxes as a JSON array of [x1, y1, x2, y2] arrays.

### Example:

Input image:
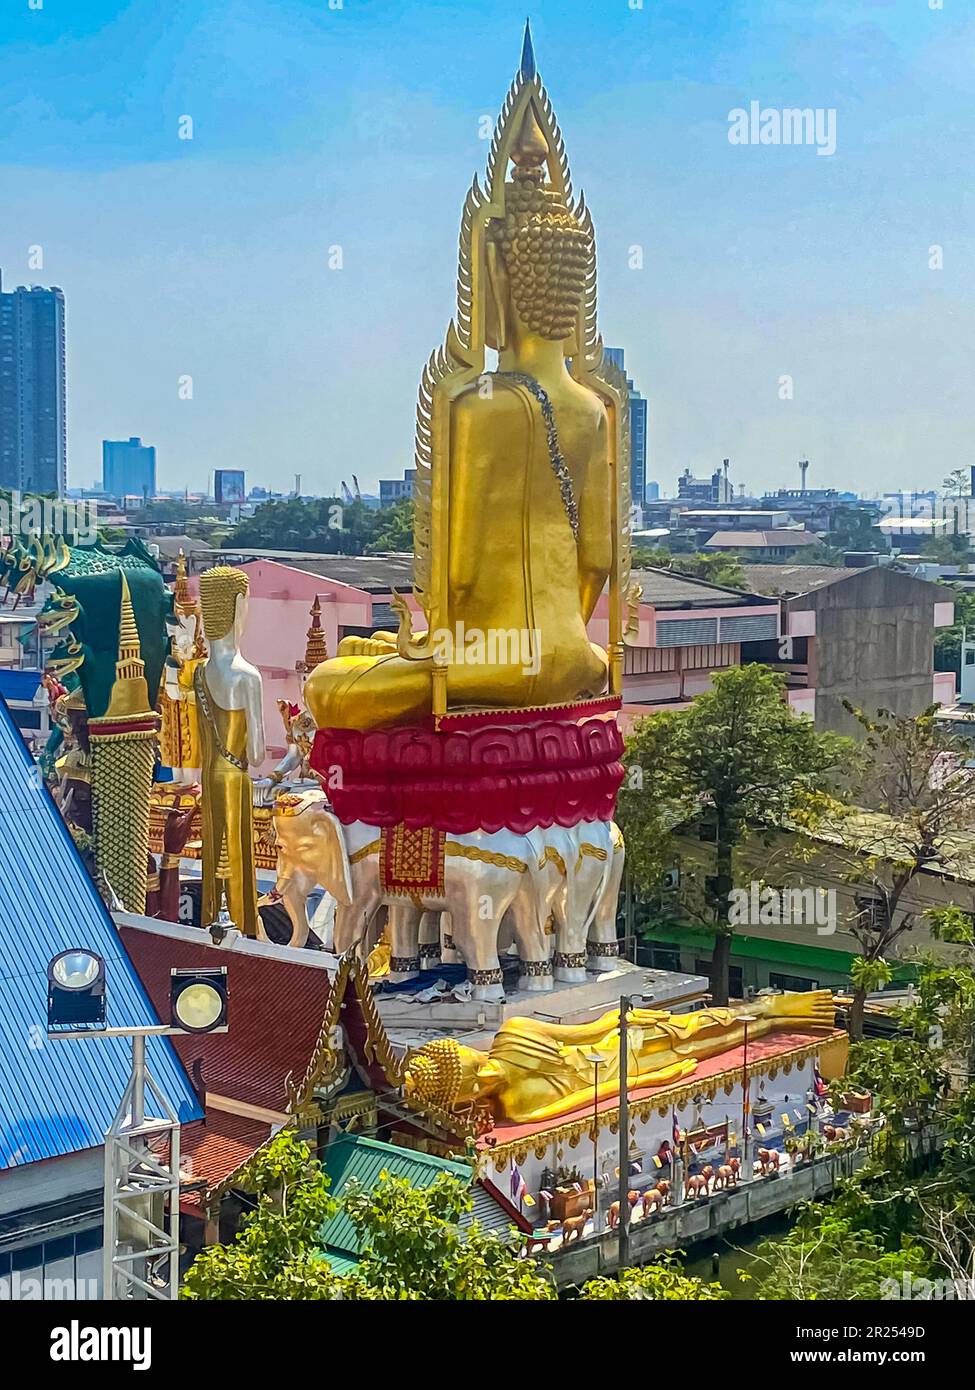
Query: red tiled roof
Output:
[[119, 925, 331, 1115], [177, 1109, 272, 1212]]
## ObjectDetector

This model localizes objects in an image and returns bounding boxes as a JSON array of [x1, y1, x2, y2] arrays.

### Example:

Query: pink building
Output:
[[187, 552, 952, 766]]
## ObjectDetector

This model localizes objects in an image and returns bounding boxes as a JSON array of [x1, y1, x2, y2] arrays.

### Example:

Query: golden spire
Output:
[[104, 571, 152, 719], [173, 549, 194, 616], [301, 595, 328, 673]]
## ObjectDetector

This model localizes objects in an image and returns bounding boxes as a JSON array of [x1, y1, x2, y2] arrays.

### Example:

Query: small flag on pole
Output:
[[510, 1165, 528, 1204]]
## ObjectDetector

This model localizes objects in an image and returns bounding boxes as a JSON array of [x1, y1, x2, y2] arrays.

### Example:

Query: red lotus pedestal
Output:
[[309, 698, 624, 834]]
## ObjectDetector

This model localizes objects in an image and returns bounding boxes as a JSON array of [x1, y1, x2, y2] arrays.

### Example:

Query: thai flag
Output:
[[672, 1111, 681, 1146], [813, 1064, 828, 1098], [510, 1165, 528, 1204]]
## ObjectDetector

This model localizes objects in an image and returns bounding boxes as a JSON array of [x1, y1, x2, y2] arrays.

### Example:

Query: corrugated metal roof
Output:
[[319, 1134, 472, 1260], [0, 697, 203, 1171], [0, 669, 42, 703]]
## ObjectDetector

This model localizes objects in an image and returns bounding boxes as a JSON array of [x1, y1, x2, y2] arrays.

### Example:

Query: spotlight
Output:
[[170, 967, 228, 1034], [47, 949, 106, 1027]]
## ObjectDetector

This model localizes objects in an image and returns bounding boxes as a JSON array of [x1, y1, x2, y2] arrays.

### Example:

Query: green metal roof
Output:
[[319, 1135, 472, 1263]]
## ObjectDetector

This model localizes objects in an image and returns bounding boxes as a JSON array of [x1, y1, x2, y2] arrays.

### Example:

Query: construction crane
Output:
[[340, 480, 355, 505], [351, 474, 363, 501]]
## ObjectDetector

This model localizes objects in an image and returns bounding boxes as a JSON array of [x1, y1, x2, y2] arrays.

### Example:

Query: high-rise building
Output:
[[677, 465, 735, 504], [0, 272, 67, 494], [379, 469, 416, 506], [646, 480, 660, 501], [603, 347, 648, 506], [102, 437, 156, 500], [214, 469, 245, 504]]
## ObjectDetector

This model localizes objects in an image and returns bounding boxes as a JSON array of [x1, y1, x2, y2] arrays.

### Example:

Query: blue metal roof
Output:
[[0, 696, 203, 1172], [0, 669, 43, 703]]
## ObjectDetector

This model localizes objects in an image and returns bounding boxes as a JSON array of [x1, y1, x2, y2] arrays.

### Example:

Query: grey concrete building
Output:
[[740, 563, 955, 736]]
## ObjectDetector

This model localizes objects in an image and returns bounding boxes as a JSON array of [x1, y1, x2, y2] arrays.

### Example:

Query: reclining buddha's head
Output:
[[404, 1037, 505, 1110]]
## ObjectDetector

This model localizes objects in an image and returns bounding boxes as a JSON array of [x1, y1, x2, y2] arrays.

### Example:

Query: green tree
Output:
[[745, 1203, 932, 1300], [823, 504, 885, 556], [577, 1255, 727, 1300], [366, 498, 413, 554], [630, 546, 746, 590], [180, 1128, 341, 1301], [182, 1133, 554, 1301], [618, 665, 849, 1004], [341, 1172, 555, 1301], [826, 705, 975, 1040]]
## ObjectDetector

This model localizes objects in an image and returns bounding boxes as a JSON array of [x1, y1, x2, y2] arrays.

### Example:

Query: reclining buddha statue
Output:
[[306, 32, 638, 732], [404, 989, 839, 1125]]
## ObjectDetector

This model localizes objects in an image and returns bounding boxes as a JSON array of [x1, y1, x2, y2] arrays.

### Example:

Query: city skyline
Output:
[[1, 1, 972, 497]]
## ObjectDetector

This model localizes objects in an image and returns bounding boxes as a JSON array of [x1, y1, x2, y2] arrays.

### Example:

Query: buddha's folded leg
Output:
[[305, 653, 434, 731]]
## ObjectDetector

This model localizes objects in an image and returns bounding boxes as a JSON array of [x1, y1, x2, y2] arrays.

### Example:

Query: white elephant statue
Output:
[[543, 819, 625, 979], [272, 790, 564, 1000]]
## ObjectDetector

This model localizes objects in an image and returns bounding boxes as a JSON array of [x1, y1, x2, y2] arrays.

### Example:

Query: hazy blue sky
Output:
[[1, 0, 972, 498]]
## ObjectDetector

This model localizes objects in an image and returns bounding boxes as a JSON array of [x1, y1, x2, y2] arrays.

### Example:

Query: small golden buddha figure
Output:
[[195, 566, 265, 937], [159, 550, 207, 783], [306, 38, 633, 731], [405, 990, 838, 1125]]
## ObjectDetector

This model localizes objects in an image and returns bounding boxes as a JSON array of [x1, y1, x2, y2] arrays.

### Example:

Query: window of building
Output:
[[0, 1226, 102, 1300], [695, 957, 743, 998], [650, 946, 682, 972], [769, 972, 820, 992], [854, 893, 886, 931]]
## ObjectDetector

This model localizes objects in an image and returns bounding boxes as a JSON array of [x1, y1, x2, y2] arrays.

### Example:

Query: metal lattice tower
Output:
[[103, 1035, 181, 1301]]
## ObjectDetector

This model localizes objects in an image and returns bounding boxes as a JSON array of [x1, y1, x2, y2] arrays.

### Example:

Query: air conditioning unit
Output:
[[662, 867, 680, 892]]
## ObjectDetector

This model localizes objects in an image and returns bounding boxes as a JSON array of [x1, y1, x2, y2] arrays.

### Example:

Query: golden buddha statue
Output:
[[195, 566, 266, 937], [159, 552, 207, 784], [305, 29, 637, 731], [404, 989, 838, 1125]]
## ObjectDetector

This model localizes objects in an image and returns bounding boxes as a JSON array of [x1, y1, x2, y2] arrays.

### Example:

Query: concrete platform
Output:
[[377, 961, 709, 1052]]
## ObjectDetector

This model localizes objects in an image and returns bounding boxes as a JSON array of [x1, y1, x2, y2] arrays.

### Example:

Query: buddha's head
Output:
[[199, 565, 249, 644], [486, 107, 592, 348], [404, 1037, 505, 1111]]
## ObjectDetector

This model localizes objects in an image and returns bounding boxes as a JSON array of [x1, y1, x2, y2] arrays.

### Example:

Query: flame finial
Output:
[[520, 18, 536, 80]]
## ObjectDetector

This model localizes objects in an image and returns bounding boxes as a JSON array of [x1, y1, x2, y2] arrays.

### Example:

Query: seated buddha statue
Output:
[[404, 989, 838, 1125], [305, 93, 615, 732]]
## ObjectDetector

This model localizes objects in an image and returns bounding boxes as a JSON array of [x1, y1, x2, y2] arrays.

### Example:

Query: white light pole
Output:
[[48, 957, 228, 1301]]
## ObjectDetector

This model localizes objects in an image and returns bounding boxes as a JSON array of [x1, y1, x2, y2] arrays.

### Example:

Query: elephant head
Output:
[[271, 790, 354, 947]]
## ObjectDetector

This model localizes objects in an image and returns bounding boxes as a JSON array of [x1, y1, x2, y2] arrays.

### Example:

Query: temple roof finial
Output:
[[520, 18, 536, 80]]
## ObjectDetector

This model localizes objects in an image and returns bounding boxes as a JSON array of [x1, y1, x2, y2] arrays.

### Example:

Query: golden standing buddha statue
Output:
[[195, 566, 265, 936], [305, 29, 638, 731]]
